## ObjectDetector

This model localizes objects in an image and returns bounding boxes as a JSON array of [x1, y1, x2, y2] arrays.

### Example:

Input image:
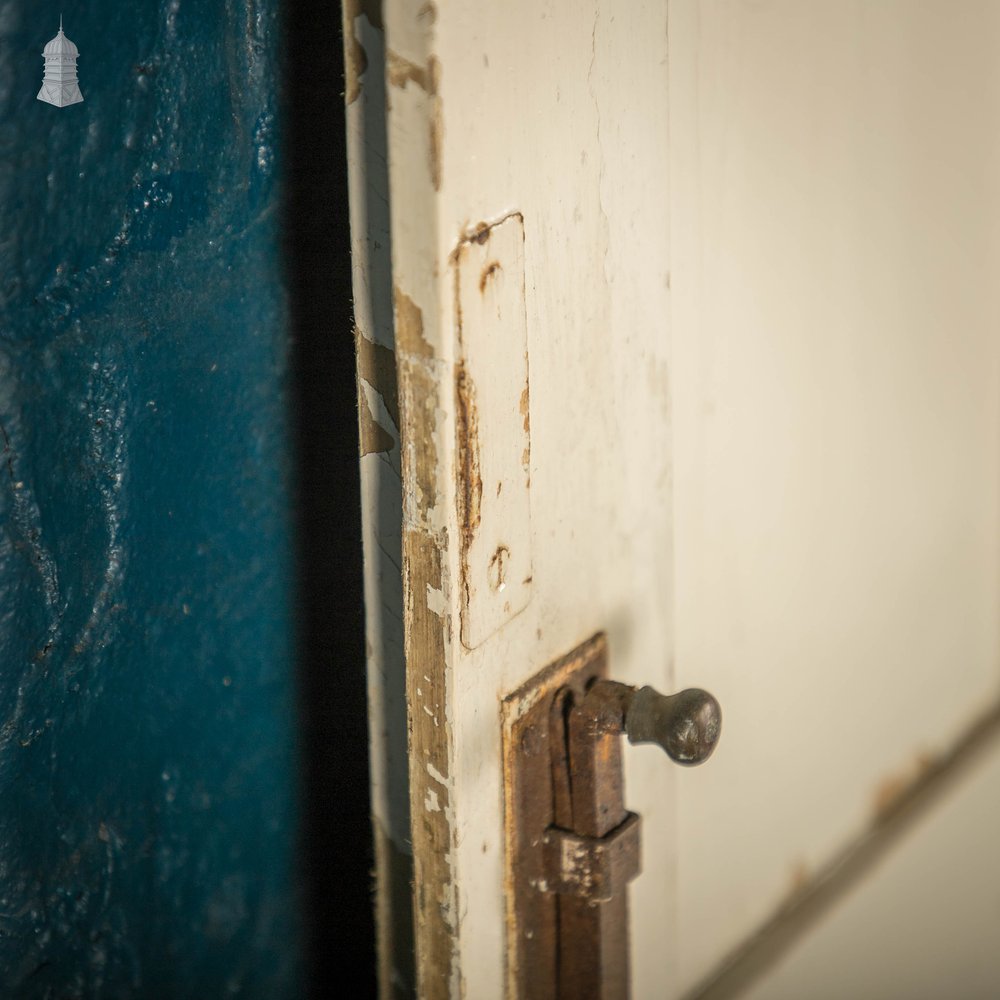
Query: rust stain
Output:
[[488, 544, 510, 592], [355, 327, 400, 429], [455, 212, 526, 256], [872, 751, 937, 823], [394, 285, 433, 359], [467, 221, 491, 246], [521, 352, 531, 480], [429, 57, 443, 192], [872, 773, 909, 820], [502, 634, 609, 996], [479, 260, 502, 294], [787, 860, 810, 898], [455, 362, 482, 548]]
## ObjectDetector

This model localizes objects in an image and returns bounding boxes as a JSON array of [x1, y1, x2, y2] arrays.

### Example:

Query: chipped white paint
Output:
[[381, 0, 675, 994], [426, 762, 449, 788], [362, 1, 1000, 997], [425, 583, 447, 618], [341, 2, 413, 996], [454, 214, 532, 650]]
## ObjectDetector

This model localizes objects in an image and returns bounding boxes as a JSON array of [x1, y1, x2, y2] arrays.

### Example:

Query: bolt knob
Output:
[[624, 686, 722, 766]]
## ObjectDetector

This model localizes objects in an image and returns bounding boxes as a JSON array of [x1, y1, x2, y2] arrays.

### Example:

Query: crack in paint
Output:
[[587, 3, 611, 291]]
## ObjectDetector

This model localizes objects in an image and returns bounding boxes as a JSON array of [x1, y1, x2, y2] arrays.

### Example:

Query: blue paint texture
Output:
[[0, 2, 300, 995]]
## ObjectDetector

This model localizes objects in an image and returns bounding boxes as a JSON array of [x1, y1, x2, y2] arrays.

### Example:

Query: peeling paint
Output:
[[426, 761, 449, 787], [395, 285, 456, 998], [342, 0, 383, 104], [400, 361, 440, 525], [395, 282, 456, 988], [370, 0, 458, 991], [387, 48, 431, 92], [356, 327, 399, 429], [357, 373, 396, 458], [359, 395, 395, 456], [385, 51, 442, 192], [401, 527, 456, 995], [394, 286, 433, 359], [425, 582, 447, 617]]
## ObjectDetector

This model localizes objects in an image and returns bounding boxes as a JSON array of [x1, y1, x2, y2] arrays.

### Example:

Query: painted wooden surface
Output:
[[670, 2, 1000, 993], [349, 1, 1000, 996], [743, 728, 1000, 1000], [0, 2, 299, 995], [379, 1, 675, 996], [454, 214, 533, 652], [343, 0, 414, 994]]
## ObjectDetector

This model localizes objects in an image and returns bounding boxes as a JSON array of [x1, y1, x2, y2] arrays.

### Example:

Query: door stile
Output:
[[382, 5, 460, 999]]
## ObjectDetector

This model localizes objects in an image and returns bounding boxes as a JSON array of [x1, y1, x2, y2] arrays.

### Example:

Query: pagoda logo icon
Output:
[[38, 16, 84, 108]]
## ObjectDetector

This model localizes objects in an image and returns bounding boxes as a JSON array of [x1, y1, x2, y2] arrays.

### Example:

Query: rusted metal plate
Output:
[[558, 893, 631, 1000], [502, 634, 608, 1000], [543, 813, 641, 903], [557, 661, 636, 1000], [453, 213, 532, 650]]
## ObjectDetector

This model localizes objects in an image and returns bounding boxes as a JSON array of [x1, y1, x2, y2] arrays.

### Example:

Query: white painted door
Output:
[[345, 1, 1000, 997]]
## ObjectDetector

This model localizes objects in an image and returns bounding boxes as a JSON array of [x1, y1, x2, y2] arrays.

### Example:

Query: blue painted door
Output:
[[0, 3, 365, 995]]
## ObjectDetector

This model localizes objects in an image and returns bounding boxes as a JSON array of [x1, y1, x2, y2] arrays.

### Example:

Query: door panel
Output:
[[348, 1, 1000, 996], [0, 4, 300, 995], [743, 728, 1000, 1000], [378, 2, 675, 995], [671, 2, 1000, 992]]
